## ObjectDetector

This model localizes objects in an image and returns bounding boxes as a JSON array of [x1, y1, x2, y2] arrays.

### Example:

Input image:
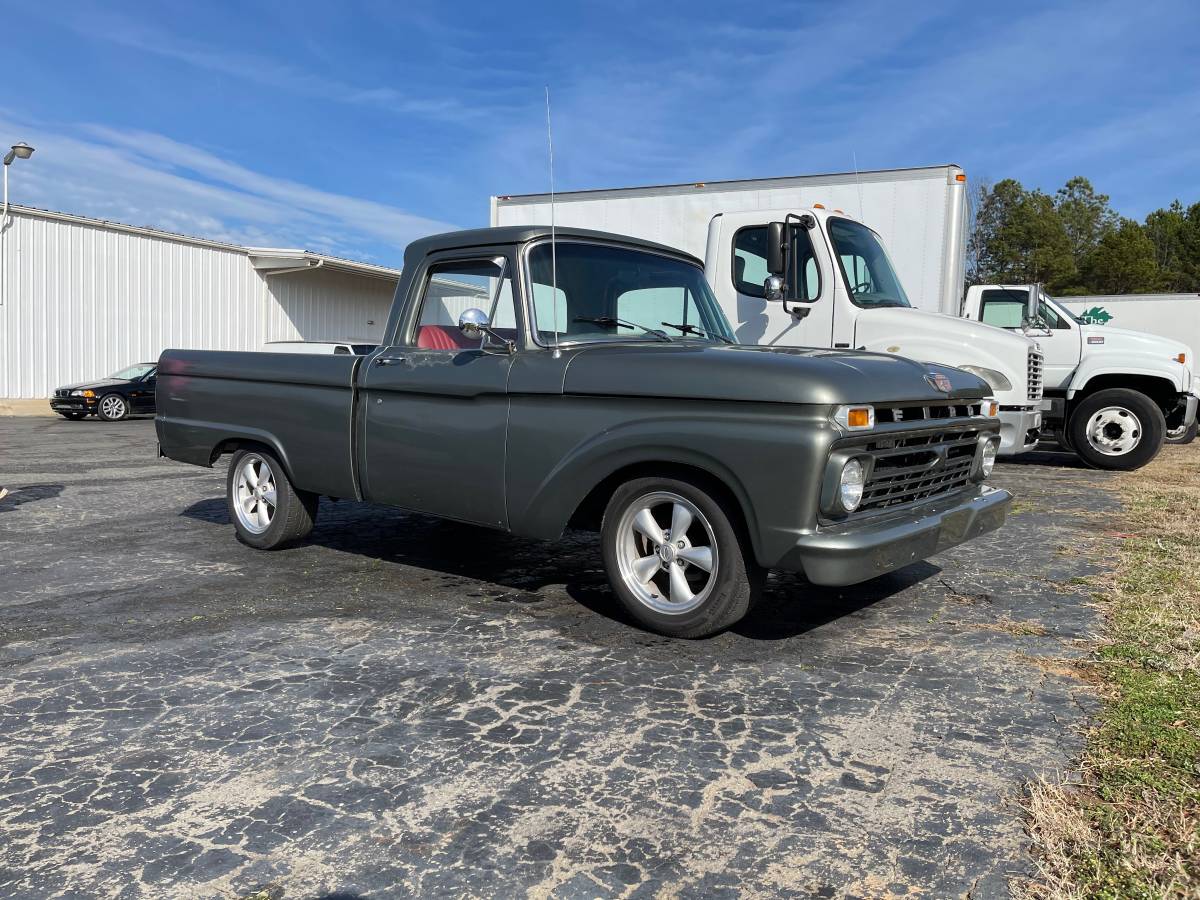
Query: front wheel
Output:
[[226, 449, 318, 549], [1166, 420, 1197, 446], [601, 476, 763, 638], [97, 394, 130, 421], [1068, 389, 1165, 471]]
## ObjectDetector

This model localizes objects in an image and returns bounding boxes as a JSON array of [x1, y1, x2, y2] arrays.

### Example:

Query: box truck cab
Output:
[[702, 208, 1043, 455], [963, 285, 1197, 467]]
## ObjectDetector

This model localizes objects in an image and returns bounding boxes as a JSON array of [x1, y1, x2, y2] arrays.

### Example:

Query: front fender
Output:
[[1067, 354, 1186, 398], [504, 398, 838, 568]]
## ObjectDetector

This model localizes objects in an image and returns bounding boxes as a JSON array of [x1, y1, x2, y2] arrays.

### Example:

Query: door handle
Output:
[[374, 356, 406, 366]]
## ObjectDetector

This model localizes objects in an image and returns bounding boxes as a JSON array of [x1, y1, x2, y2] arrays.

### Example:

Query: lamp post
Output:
[[2, 142, 35, 229]]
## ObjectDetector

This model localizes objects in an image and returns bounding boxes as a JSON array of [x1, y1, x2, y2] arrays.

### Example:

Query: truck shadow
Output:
[[0, 483, 65, 513], [182, 497, 934, 641]]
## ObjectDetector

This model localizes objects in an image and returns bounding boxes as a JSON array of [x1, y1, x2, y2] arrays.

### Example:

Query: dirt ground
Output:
[[0, 416, 1117, 898]]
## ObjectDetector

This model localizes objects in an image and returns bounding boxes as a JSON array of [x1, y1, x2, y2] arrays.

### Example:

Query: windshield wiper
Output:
[[571, 316, 672, 342], [661, 322, 733, 343]]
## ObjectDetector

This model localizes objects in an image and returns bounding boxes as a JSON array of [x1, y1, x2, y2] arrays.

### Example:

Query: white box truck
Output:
[[962, 286, 1197, 454], [1057, 293, 1200, 358], [492, 165, 1045, 458]]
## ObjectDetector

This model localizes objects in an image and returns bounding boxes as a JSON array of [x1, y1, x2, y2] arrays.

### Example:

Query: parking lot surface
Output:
[[1, 416, 1116, 898]]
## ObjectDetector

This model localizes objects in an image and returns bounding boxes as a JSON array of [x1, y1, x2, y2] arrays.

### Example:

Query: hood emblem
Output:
[[926, 372, 953, 393]]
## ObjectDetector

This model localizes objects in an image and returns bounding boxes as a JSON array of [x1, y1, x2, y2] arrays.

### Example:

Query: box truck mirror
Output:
[[767, 221, 788, 276], [1026, 283, 1041, 322], [764, 275, 785, 301]]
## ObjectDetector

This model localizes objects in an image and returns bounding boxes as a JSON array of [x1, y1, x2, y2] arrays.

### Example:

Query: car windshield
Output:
[[110, 364, 156, 380], [827, 218, 912, 309], [527, 241, 735, 345]]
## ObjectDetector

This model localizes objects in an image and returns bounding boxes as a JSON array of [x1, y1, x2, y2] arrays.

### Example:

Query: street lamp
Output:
[[3, 142, 36, 227]]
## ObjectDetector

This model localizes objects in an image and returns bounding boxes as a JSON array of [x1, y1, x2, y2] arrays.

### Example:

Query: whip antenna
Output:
[[545, 86, 560, 354]]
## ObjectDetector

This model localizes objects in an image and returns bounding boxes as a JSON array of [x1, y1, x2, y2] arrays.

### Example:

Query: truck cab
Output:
[[703, 208, 1044, 456], [963, 284, 1197, 468]]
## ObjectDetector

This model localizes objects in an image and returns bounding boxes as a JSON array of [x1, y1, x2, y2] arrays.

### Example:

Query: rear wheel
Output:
[[601, 476, 762, 638], [97, 394, 129, 421], [1068, 389, 1165, 471], [226, 449, 317, 549], [1166, 420, 1197, 445]]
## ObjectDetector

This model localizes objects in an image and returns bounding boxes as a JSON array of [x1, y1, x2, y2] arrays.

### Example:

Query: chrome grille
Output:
[[858, 429, 979, 513], [1027, 349, 1043, 401]]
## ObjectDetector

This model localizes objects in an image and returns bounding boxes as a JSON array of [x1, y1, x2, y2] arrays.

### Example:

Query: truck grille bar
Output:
[[858, 429, 979, 513], [1027, 349, 1044, 401]]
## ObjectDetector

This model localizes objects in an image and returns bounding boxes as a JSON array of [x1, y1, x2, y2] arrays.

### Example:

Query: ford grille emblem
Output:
[[926, 372, 952, 393]]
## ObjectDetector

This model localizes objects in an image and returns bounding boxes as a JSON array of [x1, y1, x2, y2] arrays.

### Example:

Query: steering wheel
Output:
[[851, 279, 874, 294]]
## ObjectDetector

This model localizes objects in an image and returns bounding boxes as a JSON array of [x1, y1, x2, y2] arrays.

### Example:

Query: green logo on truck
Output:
[[1079, 306, 1113, 325]]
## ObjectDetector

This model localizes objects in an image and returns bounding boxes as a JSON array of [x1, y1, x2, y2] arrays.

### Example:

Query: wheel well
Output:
[[567, 461, 753, 542], [208, 439, 291, 479], [1074, 374, 1178, 412]]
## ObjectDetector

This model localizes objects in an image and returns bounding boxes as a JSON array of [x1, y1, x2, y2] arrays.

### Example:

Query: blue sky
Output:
[[2, 0, 1197, 267]]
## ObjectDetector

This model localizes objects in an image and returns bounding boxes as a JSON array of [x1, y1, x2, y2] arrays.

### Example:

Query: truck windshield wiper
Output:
[[661, 322, 733, 343], [572, 316, 672, 342]]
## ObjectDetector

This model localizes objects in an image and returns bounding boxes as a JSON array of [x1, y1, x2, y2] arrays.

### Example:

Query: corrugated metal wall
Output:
[[264, 268, 394, 344], [0, 209, 400, 398]]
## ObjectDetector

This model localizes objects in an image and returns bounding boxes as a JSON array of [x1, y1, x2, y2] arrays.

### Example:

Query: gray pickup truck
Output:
[[157, 225, 1011, 637]]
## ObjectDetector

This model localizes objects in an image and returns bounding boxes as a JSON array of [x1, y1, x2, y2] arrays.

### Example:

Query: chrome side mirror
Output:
[[764, 275, 784, 301], [458, 308, 490, 340]]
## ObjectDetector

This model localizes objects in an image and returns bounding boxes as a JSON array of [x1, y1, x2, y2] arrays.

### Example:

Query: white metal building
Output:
[[0, 205, 406, 398]]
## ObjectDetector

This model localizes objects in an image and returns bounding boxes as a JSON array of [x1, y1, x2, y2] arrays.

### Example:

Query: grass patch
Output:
[[1023, 446, 1200, 898]]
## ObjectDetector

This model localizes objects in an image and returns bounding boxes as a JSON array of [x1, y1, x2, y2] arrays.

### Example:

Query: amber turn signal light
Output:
[[1176, 352, 1187, 364]]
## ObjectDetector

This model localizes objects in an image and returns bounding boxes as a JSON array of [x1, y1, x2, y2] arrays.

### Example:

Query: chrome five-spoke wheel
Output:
[[1084, 405, 1142, 457], [615, 491, 718, 615], [233, 454, 278, 534]]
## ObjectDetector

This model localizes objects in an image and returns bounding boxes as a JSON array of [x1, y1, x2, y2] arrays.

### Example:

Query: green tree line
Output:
[[967, 176, 1200, 295]]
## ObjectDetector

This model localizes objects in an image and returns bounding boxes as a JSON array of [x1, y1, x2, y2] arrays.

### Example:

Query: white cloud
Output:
[[0, 113, 455, 262]]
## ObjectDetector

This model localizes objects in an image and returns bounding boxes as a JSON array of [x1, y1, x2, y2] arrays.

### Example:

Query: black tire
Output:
[[226, 448, 317, 550], [1067, 388, 1165, 471], [58, 412, 86, 421], [600, 476, 763, 638], [1165, 420, 1197, 446], [96, 394, 130, 421]]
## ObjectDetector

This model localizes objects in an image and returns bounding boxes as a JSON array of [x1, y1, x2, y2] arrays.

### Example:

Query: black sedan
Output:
[[50, 363, 158, 421]]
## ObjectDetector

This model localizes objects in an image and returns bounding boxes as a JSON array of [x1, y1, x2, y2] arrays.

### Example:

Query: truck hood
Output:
[[562, 342, 989, 405], [855, 306, 1037, 358], [1078, 322, 1189, 360], [852, 306, 1036, 403]]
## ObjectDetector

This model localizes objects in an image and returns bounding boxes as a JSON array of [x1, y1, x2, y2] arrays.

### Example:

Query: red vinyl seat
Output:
[[416, 325, 479, 350]]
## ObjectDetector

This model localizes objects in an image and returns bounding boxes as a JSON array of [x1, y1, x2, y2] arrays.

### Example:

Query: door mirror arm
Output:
[[458, 308, 515, 353]]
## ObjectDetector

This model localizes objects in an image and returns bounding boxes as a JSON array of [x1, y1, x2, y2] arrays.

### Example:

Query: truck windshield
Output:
[[527, 241, 736, 345], [827, 218, 912, 310]]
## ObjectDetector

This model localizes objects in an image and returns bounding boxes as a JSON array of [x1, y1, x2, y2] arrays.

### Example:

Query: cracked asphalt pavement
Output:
[[0, 416, 1117, 898]]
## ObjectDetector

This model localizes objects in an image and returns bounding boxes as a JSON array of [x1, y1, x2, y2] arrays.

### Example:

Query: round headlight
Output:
[[980, 440, 998, 478], [839, 458, 865, 512]]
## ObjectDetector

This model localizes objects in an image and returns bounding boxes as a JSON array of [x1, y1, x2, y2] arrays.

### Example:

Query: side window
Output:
[[979, 291, 1025, 329], [412, 259, 508, 349], [733, 227, 770, 297], [732, 225, 820, 300]]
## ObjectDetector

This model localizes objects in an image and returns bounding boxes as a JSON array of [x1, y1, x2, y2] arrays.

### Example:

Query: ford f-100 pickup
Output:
[[156, 225, 1011, 637]]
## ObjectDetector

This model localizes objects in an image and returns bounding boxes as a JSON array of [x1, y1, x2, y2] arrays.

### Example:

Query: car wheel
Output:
[[58, 412, 87, 421], [1165, 420, 1197, 445], [226, 449, 318, 550], [1068, 388, 1165, 471], [97, 394, 130, 421], [601, 476, 763, 638]]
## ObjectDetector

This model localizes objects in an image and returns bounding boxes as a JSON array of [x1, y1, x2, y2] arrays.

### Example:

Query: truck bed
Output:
[[156, 349, 361, 499]]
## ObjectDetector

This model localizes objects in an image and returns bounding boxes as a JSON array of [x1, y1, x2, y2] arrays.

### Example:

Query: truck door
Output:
[[978, 289, 1079, 390], [725, 223, 833, 348], [358, 254, 517, 528]]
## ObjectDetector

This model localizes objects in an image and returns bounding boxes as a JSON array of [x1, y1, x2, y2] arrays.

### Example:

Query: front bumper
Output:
[[49, 397, 94, 413], [779, 485, 1012, 586], [996, 407, 1041, 455]]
